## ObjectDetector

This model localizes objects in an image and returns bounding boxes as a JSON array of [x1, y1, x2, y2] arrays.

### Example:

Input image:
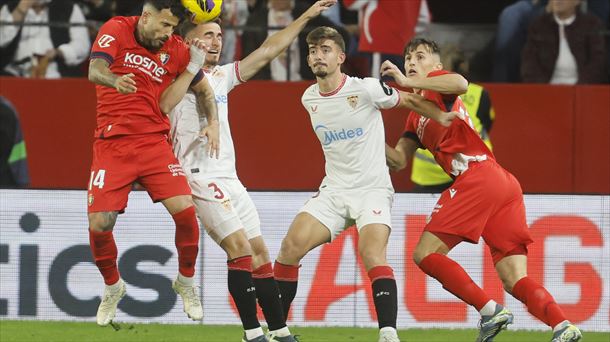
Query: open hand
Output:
[[380, 60, 410, 87], [305, 0, 338, 18], [114, 73, 137, 94], [200, 119, 220, 159]]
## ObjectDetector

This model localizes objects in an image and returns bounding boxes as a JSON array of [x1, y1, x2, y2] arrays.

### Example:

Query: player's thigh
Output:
[[136, 137, 192, 206], [352, 188, 393, 234], [482, 175, 533, 265], [190, 178, 243, 246], [277, 212, 333, 263], [413, 231, 454, 265], [87, 138, 137, 215], [299, 190, 349, 241], [231, 181, 262, 242], [424, 167, 495, 245]]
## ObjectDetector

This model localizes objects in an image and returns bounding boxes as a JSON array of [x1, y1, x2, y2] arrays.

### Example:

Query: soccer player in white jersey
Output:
[[273, 27, 460, 342], [159, 1, 337, 342]]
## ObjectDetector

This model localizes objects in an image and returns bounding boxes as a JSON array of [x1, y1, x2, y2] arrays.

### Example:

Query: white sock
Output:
[[244, 327, 264, 340], [553, 320, 570, 332], [379, 326, 397, 335], [177, 273, 194, 286], [270, 326, 291, 337], [479, 300, 498, 316], [107, 279, 122, 291]]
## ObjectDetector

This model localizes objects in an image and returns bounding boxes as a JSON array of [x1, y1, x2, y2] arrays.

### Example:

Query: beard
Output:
[[314, 70, 328, 78]]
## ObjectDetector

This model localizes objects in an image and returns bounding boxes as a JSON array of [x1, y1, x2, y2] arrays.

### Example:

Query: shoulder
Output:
[[576, 12, 604, 29], [301, 83, 319, 101], [168, 34, 187, 50]]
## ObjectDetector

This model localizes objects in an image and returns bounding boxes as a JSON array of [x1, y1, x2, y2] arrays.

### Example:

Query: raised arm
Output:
[[191, 76, 220, 159], [237, 0, 337, 81], [381, 60, 468, 95], [386, 138, 419, 172], [397, 91, 463, 127], [88, 58, 137, 94], [159, 39, 207, 114]]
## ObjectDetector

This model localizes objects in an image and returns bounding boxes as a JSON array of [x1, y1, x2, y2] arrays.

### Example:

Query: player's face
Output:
[[550, 0, 581, 15], [404, 44, 442, 79], [188, 23, 223, 67], [307, 40, 345, 79], [140, 8, 180, 50]]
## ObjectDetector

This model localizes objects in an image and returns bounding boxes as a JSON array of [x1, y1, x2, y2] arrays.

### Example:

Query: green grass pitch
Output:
[[1, 321, 608, 342]]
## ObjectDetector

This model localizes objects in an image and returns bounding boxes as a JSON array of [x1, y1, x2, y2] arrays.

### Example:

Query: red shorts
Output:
[[425, 161, 534, 264], [87, 134, 191, 213]]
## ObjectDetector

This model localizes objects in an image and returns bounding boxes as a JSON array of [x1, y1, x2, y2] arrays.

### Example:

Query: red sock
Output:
[[173, 206, 199, 277], [419, 253, 490, 311], [253, 262, 274, 279], [89, 230, 120, 285], [228, 255, 253, 272], [512, 276, 566, 327], [274, 261, 299, 281]]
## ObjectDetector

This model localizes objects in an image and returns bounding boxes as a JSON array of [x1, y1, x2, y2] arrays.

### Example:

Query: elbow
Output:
[[159, 102, 172, 115], [455, 76, 468, 95]]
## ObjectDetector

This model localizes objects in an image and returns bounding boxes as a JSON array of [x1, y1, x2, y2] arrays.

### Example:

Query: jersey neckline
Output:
[[319, 74, 347, 97]]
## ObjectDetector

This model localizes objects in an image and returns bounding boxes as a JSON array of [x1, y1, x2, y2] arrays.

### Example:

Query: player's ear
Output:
[[338, 52, 346, 65], [435, 62, 443, 71]]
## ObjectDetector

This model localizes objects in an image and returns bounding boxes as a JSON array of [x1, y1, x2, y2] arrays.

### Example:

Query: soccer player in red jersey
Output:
[[87, 0, 219, 326], [383, 38, 582, 342]]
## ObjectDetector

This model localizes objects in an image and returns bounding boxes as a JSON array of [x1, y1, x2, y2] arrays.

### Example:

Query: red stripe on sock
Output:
[[512, 276, 566, 327], [228, 255, 253, 272], [368, 265, 395, 283], [89, 229, 120, 285], [252, 262, 274, 279], [274, 261, 299, 281], [419, 253, 490, 311], [173, 206, 200, 277]]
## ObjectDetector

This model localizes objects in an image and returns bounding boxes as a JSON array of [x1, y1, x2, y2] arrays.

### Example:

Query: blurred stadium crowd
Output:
[[0, 0, 608, 83]]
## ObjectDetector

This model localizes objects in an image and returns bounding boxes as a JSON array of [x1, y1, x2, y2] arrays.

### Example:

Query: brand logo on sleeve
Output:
[[97, 34, 115, 48]]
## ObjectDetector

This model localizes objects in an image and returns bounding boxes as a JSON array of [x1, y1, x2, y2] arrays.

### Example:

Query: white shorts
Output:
[[299, 188, 394, 240], [189, 177, 261, 245]]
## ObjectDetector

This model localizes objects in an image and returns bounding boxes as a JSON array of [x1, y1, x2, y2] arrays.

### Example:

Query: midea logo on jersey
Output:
[[124, 53, 167, 77], [315, 125, 363, 146]]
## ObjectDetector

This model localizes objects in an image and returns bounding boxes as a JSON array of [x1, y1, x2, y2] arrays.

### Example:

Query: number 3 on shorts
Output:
[[207, 182, 225, 199], [88, 170, 106, 190]]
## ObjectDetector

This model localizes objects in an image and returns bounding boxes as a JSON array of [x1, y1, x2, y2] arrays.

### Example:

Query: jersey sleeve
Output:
[[425, 70, 462, 108], [90, 19, 122, 64], [220, 62, 242, 93], [402, 112, 423, 148], [362, 77, 400, 109]]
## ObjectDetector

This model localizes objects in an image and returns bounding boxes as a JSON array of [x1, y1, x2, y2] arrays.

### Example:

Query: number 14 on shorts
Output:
[[89, 170, 106, 190]]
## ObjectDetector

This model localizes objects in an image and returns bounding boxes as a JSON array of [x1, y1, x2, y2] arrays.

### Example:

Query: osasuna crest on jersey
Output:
[[158, 52, 170, 65]]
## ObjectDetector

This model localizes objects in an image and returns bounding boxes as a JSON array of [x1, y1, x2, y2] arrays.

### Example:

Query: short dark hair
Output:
[[306, 26, 345, 52], [403, 37, 440, 57], [177, 18, 221, 38], [145, 0, 187, 21]]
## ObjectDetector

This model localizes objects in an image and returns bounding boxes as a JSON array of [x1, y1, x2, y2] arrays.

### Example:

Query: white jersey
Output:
[[301, 75, 400, 191], [170, 62, 244, 180]]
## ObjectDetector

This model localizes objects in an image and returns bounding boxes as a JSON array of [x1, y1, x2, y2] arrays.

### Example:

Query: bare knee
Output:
[[412, 232, 451, 265], [88, 212, 118, 232], [277, 236, 307, 265], [221, 232, 253, 260], [495, 254, 528, 293], [358, 246, 386, 271], [250, 241, 270, 270]]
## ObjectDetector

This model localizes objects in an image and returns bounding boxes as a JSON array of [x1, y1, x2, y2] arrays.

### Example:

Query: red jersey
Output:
[[403, 70, 494, 177], [90, 16, 203, 138]]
